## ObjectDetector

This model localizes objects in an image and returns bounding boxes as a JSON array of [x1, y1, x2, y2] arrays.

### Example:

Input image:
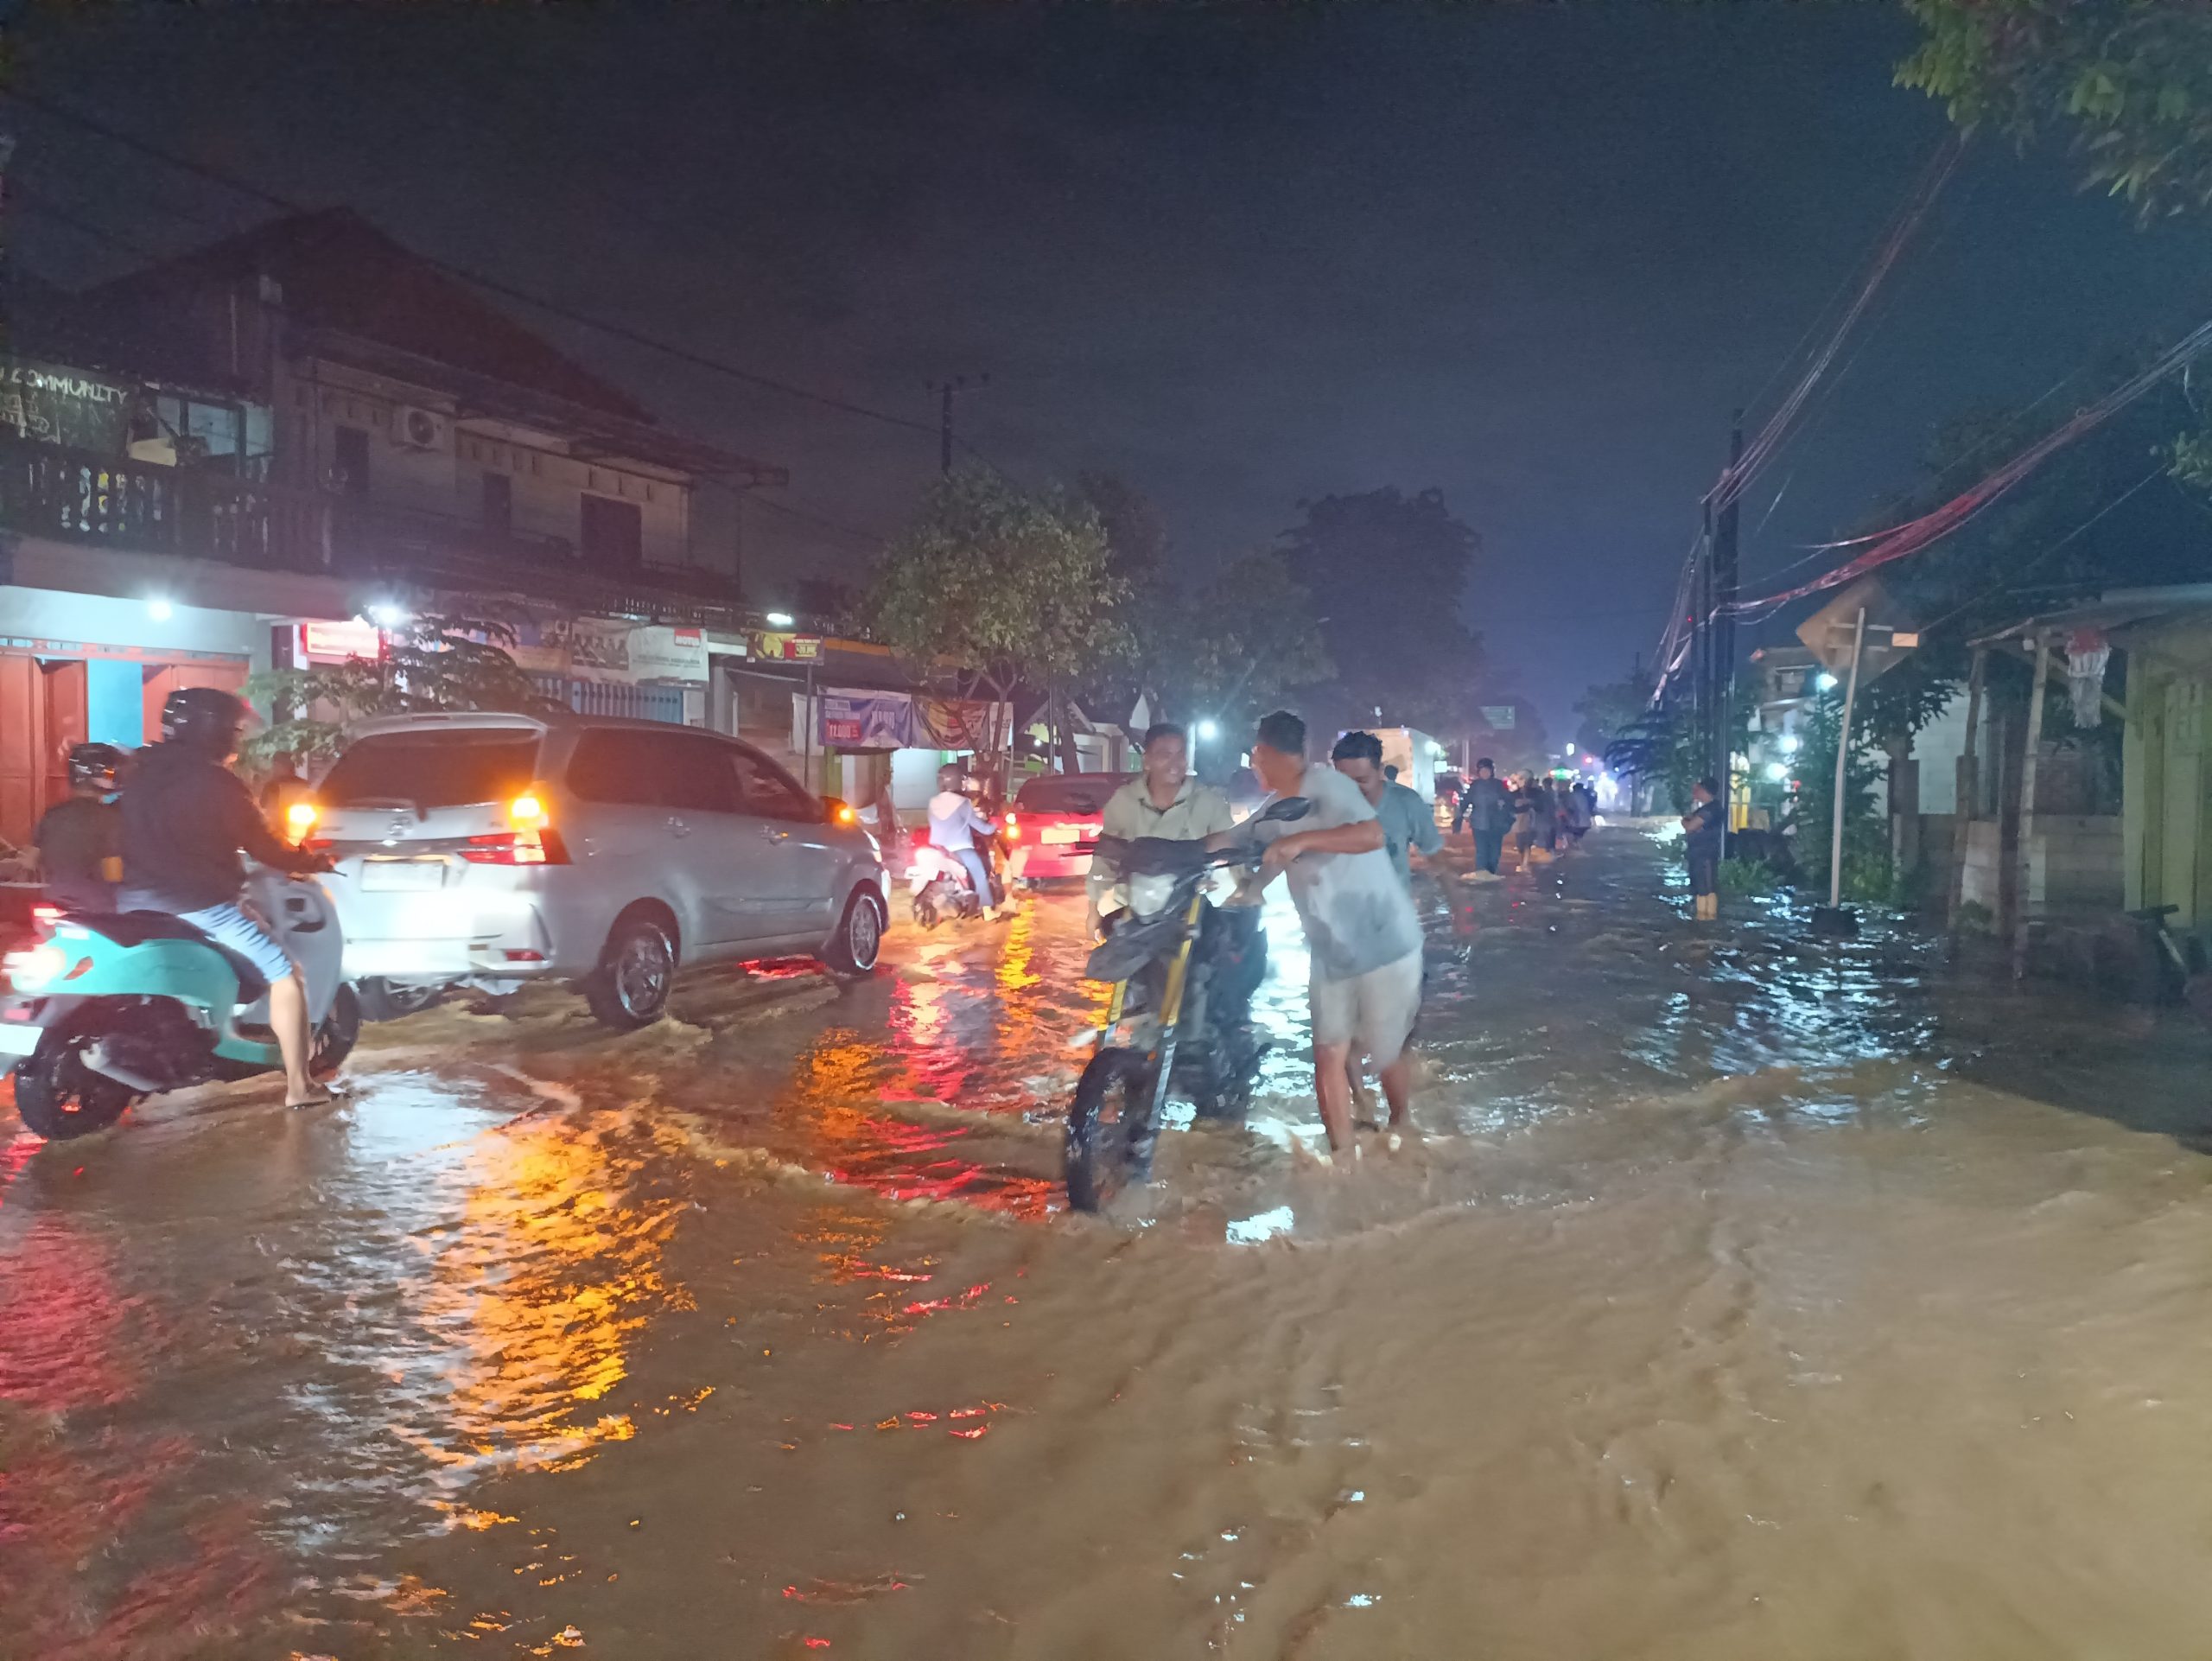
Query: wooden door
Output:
[[0, 654, 91, 852], [140, 660, 251, 748]]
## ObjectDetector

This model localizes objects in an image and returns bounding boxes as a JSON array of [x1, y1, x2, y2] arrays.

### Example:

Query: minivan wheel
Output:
[[358, 977, 442, 1022], [827, 889, 887, 976], [585, 913, 677, 1030]]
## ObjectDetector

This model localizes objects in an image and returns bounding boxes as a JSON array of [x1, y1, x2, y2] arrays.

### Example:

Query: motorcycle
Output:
[[1064, 796, 1307, 1212], [908, 842, 1006, 929], [0, 866, 360, 1140]]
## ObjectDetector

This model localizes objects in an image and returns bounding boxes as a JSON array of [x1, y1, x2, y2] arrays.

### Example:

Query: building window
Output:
[[333, 425, 371, 496], [581, 493, 642, 568], [482, 471, 512, 539]]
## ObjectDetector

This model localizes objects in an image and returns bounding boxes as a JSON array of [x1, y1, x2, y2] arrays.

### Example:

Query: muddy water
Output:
[[9, 827, 2212, 1658]]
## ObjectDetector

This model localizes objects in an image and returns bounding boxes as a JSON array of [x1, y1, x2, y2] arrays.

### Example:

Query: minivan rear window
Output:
[[1015, 774, 1122, 814], [320, 731, 542, 811]]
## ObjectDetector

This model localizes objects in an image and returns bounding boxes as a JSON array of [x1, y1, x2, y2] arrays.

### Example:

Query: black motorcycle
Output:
[[1065, 797, 1306, 1212]]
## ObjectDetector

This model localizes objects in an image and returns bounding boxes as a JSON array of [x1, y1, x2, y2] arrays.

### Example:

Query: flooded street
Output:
[[10, 825, 2212, 1659]]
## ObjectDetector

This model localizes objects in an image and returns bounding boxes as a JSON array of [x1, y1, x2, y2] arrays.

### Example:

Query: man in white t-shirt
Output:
[[1230, 710, 1423, 1156]]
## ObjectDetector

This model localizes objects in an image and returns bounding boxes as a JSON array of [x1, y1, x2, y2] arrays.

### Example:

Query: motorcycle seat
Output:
[[77, 911, 271, 1004]]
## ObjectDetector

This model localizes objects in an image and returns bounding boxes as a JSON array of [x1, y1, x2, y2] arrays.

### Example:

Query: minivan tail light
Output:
[[459, 827, 570, 866]]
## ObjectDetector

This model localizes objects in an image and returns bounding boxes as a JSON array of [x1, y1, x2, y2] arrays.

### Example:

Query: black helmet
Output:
[[161, 686, 250, 756], [66, 741, 124, 793]]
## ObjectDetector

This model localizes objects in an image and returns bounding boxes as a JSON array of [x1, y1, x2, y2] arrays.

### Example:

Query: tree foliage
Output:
[[1573, 659, 1655, 760], [1278, 487, 1484, 733], [241, 608, 549, 770], [867, 468, 1134, 722], [1128, 550, 1335, 737], [1898, 0, 2212, 220]]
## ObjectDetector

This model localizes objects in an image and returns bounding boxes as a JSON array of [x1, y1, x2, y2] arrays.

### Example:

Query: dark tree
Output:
[[1279, 487, 1484, 735]]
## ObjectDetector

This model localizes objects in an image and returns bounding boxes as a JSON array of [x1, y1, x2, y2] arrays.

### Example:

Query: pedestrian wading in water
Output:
[[1681, 776, 1722, 922]]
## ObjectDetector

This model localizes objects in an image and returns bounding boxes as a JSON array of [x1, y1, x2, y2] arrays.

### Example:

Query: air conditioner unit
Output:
[[392, 404, 448, 450]]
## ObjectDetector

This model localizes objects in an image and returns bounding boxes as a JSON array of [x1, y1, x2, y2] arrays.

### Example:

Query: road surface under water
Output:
[[8, 825, 2212, 1660]]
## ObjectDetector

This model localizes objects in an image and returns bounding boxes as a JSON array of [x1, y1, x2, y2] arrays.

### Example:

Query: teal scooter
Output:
[[0, 868, 360, 1139]]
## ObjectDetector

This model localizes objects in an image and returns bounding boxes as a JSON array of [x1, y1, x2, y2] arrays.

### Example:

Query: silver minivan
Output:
[[305, 712, 889, 1028]]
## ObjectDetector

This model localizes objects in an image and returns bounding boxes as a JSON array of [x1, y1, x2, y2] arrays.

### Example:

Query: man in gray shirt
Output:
[[1330, 730, 1443, 891], [1226, 710, 1423, 1157]]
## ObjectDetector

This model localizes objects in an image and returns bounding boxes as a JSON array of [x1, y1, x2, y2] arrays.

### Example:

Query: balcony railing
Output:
[[0, 436, 330, 572]]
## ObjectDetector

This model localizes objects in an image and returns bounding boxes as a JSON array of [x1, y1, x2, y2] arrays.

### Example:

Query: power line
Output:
[[1725, 315, 2212, 618], [2, 87, 950, 444], [748, 492, 889, 548]]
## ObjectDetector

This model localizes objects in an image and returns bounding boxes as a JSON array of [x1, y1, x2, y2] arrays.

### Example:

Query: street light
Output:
[[368, 601, 411, 627], [1194, 718, 1219, 742], [1780, 733, 1801, 754]]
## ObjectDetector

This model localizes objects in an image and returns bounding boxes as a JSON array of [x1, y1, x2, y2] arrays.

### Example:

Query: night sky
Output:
[[12, 3, 2211, 727]]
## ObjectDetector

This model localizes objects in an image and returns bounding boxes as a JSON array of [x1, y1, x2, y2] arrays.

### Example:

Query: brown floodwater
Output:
[[8, 825, 2212, 1659]]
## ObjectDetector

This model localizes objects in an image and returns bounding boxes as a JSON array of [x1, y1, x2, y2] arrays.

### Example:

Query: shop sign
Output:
[[0, 357, 136, 452], [301, 619, 383, 661], [755, 631, 822, 662]]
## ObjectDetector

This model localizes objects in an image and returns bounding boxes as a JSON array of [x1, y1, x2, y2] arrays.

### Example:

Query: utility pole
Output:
[[1695, 505, 1713, 792], [927, 374, 988, 474], [1710, 411, 1744, 809]]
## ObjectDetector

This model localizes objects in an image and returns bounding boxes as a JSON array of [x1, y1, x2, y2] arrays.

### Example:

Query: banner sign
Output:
[[916, 696, 1004, 751], [820, 689, 917, 749], [812, 689, 1008, 753], [0, 358, 135, 452], [505, 618, 709, 684]]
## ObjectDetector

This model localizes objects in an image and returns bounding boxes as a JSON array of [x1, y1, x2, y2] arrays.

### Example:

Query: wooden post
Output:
[[2012, 631, 2051, 980], [1948, 646, 1986, 930]]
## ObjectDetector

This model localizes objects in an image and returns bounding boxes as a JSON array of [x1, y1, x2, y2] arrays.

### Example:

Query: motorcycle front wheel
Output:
[[1065, 1045, 1159, 1212], [12, 1026, 137, 1141]]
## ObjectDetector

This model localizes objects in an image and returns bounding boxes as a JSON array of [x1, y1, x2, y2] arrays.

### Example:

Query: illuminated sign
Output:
[[301, 619, 383, 661]]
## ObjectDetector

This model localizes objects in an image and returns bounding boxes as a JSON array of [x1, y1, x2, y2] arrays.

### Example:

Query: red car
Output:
[[1007, 772, 1126, 881]]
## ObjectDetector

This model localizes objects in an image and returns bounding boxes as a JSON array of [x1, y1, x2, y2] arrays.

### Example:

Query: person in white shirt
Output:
[[926, 763, 1007, 922]]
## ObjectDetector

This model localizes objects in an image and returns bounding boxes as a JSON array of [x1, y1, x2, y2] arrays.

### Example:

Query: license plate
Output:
[[361, 859, 447, 893], [1041, 825, 1084, 845]]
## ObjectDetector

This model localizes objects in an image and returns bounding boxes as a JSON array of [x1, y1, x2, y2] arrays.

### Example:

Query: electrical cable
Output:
[[2, 87, 951, 443], [1707, 134, 1963, 519], [1724, 315, 2212, 617]]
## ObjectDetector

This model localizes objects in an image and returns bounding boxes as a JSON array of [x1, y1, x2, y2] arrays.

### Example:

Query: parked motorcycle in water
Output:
[[907, 843, 1007, 929], [1064, 796, 1307, 1212], [0, 867, 360, 1139]]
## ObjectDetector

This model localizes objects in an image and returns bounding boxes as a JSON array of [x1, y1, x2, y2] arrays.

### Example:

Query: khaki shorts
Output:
[[1309, 949, 1422, 1065]]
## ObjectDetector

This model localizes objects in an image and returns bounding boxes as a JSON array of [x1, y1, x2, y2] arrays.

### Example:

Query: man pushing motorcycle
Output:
[[119, 688, 337, 1109], [1221, 710, 1423, 1161], [1085, 722, 1236, 940]]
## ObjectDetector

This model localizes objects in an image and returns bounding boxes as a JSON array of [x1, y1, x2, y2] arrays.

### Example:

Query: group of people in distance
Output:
[[1447, 760, 1596, 875]]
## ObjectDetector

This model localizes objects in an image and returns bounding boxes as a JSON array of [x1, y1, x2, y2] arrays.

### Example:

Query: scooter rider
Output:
[[925, 762, 1007, 922], [119, 688, 336, 1109], [34, 742, 127, 913]]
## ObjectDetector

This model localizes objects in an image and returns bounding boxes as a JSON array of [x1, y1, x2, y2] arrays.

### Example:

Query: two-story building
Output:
[[0, 208, 787, 851]]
